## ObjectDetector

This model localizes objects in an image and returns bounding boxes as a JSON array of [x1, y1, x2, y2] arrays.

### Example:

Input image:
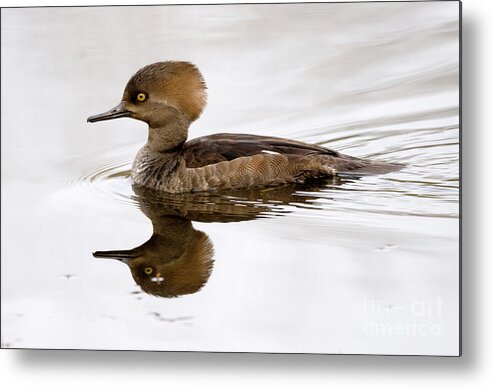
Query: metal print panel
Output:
[[0, 1, 460, 355]]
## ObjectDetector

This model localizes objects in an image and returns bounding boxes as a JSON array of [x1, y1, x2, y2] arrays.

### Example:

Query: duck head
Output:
[[93, 222, 214, 298], [88, 61, 207, 149]]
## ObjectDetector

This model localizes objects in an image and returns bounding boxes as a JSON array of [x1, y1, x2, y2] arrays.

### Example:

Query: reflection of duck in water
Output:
[[87, 61, 403, 193], [94, 214, 214, 298], [93, 179, 343, 298]]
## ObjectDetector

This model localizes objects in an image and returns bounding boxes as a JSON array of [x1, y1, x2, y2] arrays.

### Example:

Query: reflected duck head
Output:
[[87, 61, 207, 127], [93, 227, 214, 298]]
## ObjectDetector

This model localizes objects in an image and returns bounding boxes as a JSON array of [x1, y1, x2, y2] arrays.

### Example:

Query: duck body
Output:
[[88, 61, 402, 193], [132, 133, 401, 193]]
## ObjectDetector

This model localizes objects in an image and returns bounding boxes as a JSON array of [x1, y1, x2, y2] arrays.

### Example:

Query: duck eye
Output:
[[144, 267, 153, 275], [136, 93, 147, 102]]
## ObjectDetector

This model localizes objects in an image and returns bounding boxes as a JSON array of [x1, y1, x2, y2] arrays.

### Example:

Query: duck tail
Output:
[[337, 158, 405, 176]]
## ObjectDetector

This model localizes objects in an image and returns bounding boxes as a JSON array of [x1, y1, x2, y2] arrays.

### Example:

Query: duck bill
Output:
[[87, 102, 132, 123], [92, 249, 140, 264]]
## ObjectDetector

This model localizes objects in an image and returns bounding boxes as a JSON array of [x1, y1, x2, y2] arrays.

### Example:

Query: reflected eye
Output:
[[144, 267, 153, 275], [136, 93, 147, 102]]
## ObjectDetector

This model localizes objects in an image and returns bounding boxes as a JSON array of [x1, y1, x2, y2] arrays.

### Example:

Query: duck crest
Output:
[[125, 61, 207, 121]]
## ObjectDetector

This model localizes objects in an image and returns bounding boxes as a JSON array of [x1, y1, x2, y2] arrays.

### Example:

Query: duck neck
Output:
[[145, 218, 195, 262], [146, 115, 190, 153]]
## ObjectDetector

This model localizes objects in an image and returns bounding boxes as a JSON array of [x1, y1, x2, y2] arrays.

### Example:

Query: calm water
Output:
[[1, 2, 459, 355]]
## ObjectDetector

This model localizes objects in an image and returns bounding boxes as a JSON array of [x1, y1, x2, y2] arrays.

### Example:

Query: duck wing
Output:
[[182, 133, 339, 168], [182, 133, 403, 175]]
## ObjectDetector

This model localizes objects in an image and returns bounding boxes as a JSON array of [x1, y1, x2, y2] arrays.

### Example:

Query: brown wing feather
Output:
[[183, 133, 339, 168], [182, 133, 404, 177]]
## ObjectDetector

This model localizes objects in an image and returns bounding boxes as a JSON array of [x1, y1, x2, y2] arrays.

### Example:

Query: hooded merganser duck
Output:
[[88, 61, 403, 193]]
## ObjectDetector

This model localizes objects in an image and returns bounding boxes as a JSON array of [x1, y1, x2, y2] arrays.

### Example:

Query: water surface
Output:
[[1, 2, 459, 355]]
